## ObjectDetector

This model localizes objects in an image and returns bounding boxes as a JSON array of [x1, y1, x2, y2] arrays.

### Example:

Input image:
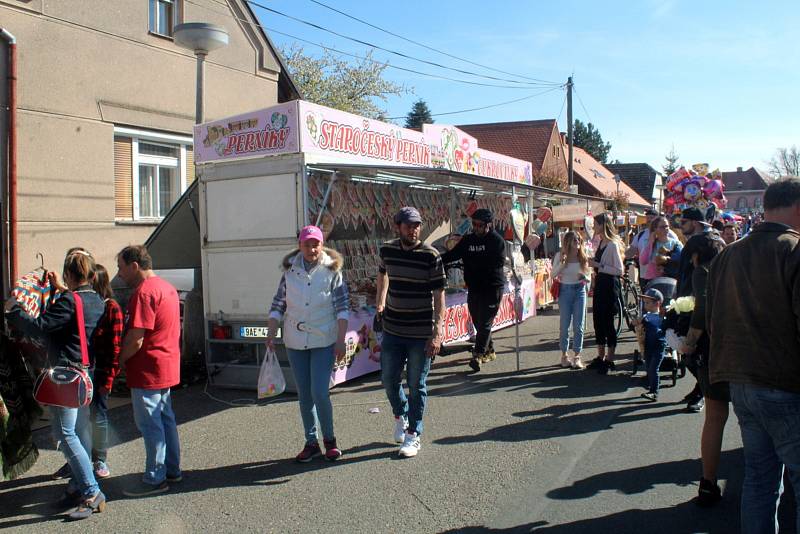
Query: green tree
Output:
[[281, 45, 408, 120], [573, 119, 612, 163], [663, 145, 680, 176], [404, 99, 434, 129]]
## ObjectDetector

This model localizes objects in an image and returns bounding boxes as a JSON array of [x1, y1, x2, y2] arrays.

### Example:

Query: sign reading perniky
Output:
[[194, 100, 532, 186]]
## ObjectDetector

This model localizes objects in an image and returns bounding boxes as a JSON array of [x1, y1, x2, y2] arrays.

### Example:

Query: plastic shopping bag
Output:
[[257, 347, 286, 399]]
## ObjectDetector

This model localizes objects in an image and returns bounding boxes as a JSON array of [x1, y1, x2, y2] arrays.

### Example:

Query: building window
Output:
[[736, 197, 748, 210], [754, 197, 762, 210], [114, 127, 193, 221], [149, 0, 182, 37], [552, 145, 560, 158]]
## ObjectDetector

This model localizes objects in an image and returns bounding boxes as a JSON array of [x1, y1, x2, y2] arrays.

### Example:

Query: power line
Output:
[[573, 85, 593, 124], [556, 91, 567, 124], [245, 0, 559, 87], [386, 86, 564, 120], [306, 0, 558, 85], [184, 0, 546, 90]]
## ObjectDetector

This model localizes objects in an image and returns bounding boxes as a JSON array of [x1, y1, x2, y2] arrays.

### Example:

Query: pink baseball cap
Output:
[[299, 225, 324, 244]]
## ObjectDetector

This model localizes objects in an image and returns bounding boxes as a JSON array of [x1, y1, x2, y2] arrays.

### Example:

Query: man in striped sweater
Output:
[[376, 207, 446, 458]]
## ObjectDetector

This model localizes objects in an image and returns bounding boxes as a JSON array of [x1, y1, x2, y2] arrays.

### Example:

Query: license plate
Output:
[[239, 326, 273, 338]]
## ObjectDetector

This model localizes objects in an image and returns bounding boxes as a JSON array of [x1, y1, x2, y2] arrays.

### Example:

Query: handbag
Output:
[[33, 292, 94, 408], [257, 346, 286, 399], [550, 278, 561, 300]]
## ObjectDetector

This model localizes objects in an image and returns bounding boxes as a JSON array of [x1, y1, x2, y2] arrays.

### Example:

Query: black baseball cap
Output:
[[471, 209, 493, 223], [680, 207, 706, 222]]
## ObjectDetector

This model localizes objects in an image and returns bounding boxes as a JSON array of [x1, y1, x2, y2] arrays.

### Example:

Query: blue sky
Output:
[[251, 0, 800, 173]]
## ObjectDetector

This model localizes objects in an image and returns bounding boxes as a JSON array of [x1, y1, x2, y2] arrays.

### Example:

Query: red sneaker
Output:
[[323, 438, 342, 461], [295, 442, 321, 463]]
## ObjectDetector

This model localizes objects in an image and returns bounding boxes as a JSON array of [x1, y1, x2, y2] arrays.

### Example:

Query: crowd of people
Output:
[[4, 245, 182, 519], [2, 179, 797, 532], [548, 179, 800, 532]]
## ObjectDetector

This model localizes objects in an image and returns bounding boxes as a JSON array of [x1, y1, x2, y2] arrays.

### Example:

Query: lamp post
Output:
[[173, 22, 229, 124], [614, 173, 621, 196], [172, 23, 228, 370]]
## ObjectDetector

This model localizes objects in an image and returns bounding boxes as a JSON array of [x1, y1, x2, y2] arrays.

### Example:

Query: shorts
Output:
[[697, 355, 730, 402]]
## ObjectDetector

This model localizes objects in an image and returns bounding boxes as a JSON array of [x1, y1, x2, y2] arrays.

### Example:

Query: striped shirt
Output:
[[379, 239, 446, 339]]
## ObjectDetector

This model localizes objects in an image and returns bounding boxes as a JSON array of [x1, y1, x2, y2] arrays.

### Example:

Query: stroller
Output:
[[631, 277, 687, 386]]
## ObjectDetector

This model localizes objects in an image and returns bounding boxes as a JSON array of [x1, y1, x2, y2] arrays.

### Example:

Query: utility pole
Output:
[[567, 76, 574, 188]]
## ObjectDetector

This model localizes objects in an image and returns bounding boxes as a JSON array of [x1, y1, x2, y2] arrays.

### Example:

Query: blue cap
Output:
[[640, 288, 664, 302], [394, 206, 422, 225]]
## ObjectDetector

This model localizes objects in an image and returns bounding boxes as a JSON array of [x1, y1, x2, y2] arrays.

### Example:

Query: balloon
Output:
[[703, 179, 724, 199], [683, 181, 703, 202], [669, 166, 691, 182], [524, 234, 541, 251], [536, 206, 553, 222]]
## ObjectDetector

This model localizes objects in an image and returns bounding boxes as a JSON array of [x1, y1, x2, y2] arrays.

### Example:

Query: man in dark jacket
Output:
[[707, 178, 800, 531], [676, 206, 722, 413], [441, 209, 507, 371]]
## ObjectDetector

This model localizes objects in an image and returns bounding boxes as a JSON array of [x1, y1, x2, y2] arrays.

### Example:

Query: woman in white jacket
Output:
[[588, 213, 624, 374], [267, 226, 349, 463]]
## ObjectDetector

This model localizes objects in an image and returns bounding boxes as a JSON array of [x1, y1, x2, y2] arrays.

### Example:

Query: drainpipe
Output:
[[1, 29, 16, 290]]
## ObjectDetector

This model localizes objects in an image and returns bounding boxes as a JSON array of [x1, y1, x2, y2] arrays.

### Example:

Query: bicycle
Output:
[[615, 259, 641, 337]]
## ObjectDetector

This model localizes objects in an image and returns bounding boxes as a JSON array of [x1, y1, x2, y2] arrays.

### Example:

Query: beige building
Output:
[[0, 0, 298, 282]]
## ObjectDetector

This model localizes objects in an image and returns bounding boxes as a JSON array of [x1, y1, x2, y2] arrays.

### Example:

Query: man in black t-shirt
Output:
[[441, 209, 507, 371]]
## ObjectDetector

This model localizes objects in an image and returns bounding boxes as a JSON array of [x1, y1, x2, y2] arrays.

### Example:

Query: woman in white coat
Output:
[[267, 226, 349, 463], [588, 213, 624, 374]]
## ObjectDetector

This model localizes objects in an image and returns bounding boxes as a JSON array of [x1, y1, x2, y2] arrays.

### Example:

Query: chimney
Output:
[[560, 132, 567, 144], [737, 166, 743, 172]]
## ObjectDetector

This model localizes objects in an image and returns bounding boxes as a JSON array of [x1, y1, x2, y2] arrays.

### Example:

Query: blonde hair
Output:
[[594, 213, 624, 262], [561, 231, 589, 271]]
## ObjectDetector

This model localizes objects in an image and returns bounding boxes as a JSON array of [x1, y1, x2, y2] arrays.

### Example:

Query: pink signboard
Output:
[[193, 102, 299, 163], [422, 124, 532, 186], [331, 278, 536, 385], [194, 100, 532, 185], [299, 101, 532, 186]]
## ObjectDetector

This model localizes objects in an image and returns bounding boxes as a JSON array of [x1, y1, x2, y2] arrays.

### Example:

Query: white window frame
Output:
[[149, 0, 182, 38], [116, 126, 191, 222]]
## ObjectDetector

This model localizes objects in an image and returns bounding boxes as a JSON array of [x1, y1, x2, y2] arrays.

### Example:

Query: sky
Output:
[[249, 0, 800, 174]]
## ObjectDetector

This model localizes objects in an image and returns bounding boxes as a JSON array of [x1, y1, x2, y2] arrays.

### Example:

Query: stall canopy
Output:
[[144, 180, 201, 270]]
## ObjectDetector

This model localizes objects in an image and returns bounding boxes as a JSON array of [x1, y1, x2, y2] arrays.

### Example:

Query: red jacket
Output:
[[92, 298, 123, 392]]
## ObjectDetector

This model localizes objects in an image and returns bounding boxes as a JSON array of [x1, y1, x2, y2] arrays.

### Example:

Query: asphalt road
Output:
[[1, 305, 795, 533]]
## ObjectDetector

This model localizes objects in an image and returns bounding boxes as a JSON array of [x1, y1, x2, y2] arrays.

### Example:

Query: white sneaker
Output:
[[398, 432, 421, 458], [393, 415, 409, 443], [560, 353, 571, 367]]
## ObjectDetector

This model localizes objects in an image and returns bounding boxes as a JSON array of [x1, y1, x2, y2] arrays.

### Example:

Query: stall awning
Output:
[[144, 180, 201, 270]]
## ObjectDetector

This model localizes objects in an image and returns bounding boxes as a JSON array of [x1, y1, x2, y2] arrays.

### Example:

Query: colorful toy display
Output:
[[663, 164, 727, 219]]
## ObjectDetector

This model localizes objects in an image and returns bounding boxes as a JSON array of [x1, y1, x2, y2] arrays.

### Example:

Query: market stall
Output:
[[192, 100, 541, 389]]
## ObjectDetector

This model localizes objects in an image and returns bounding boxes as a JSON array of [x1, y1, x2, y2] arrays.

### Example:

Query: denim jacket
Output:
[[7, 285, 105, 368]]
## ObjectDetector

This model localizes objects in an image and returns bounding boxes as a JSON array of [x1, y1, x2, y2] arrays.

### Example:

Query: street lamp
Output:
[[614, 173, 621, 196], [173, 22, 229, 124]]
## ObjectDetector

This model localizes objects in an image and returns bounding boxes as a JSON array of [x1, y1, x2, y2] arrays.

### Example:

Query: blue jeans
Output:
[[286, 345, 336, 444], [730, 382, 800, 534], [131, 388, 181, 485], [91, 391, 109, 463], [558, 283, 586, 354], [380, 333, 431, 436], [50, 405, 98, 498], [645, 349, 665, 393]]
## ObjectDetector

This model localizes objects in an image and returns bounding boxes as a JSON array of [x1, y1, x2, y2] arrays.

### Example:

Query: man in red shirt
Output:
[[116, 245, 182, 497]]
